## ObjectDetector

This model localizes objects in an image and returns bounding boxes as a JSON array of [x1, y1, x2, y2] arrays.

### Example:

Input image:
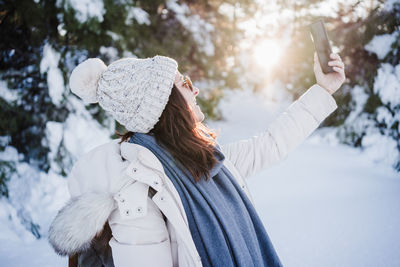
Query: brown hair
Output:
[[117, 84, 219, 182]]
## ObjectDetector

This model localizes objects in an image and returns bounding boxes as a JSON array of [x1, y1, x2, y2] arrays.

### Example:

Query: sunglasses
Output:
[[182, 75, 194, 92]]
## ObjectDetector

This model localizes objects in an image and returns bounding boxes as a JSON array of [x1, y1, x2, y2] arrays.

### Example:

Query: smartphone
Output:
[[309, 19, 335, 74]]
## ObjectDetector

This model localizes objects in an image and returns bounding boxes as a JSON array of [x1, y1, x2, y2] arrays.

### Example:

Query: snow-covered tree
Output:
[[333, 1, 400, 170]]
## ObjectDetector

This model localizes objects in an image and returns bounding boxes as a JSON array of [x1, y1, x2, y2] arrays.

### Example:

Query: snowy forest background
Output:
[[0, 0, 399, 266]]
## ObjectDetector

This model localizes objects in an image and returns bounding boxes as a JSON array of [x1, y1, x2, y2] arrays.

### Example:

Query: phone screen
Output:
[[309, 20, 334, 74]]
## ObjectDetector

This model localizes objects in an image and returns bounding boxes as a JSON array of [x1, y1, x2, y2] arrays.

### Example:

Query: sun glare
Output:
[[252, 39, 282, 69]]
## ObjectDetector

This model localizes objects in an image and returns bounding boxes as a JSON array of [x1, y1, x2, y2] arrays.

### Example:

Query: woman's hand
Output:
[[313, 52, 346, 95]]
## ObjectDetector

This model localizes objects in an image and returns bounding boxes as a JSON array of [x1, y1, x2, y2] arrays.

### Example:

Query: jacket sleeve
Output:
[[220, 84, 338, 180], [107, 179, 173, 267]]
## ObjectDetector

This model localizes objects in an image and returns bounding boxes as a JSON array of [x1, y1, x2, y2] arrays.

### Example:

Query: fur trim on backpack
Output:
[[48, 192, 116, 256]]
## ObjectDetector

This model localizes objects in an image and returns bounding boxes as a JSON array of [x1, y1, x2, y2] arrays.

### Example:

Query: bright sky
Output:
[[231, 0, 382, 76]]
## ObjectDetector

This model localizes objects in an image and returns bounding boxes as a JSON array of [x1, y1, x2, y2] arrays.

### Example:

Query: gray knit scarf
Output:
[[130, 132, 283, 267]]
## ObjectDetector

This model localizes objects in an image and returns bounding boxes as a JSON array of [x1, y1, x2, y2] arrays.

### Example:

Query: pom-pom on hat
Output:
[[69, 58, 107, 104], [69, 55, 178, 133]]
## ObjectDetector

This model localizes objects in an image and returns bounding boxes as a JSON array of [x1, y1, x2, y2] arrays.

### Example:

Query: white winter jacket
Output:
[[48, 84, 338, 267]]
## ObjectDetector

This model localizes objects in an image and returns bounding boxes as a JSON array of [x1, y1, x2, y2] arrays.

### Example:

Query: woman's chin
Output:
[[196, 111, 205, 123]]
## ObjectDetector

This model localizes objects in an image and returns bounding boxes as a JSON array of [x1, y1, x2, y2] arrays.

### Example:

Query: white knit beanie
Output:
[[69, 55, 178, 133]]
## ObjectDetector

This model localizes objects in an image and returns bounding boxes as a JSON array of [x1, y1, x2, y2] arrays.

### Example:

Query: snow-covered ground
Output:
[[0, 85, 399, 266], [249, 137, 400, 267]]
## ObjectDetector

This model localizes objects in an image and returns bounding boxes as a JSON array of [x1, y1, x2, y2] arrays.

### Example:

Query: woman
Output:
[[48, 52, 345, 267]]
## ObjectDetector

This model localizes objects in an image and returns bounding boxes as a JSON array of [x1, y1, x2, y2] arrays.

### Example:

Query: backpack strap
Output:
[[148, 186, 156, 198], [148, 186, 167, 222], [69, 255, 78, 267]]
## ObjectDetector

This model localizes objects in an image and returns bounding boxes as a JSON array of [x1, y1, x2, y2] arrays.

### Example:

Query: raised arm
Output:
[[220, 50, 346, 180], [220, 84, 338, 179]]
